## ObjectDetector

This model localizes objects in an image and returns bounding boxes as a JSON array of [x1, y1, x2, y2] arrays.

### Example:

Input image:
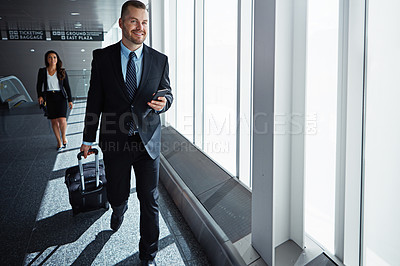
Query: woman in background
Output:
[[36, 50, 73, 151]]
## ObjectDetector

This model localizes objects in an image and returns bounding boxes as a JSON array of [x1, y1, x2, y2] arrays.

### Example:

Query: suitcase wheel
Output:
[[103, 202, 110, 210]]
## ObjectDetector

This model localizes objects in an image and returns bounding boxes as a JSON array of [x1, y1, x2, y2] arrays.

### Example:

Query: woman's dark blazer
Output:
[[36, 67, 73, 102]]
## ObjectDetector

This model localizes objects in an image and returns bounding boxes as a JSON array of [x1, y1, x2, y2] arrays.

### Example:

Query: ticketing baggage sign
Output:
[[7, 30, 46, 40]]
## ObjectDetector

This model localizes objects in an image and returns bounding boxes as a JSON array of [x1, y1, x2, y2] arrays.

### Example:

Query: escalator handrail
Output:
[[0, 75, 33, 102]]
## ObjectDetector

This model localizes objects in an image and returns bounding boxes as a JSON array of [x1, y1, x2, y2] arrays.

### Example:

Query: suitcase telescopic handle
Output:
[[77, 148, 100, 191], [77, 148, 99, 160]]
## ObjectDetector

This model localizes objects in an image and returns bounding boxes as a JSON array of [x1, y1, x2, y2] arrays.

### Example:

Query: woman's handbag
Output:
[[39, 102, 48, 117]]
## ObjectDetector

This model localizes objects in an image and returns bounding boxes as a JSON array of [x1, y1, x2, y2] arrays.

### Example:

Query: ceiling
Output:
[[0, 0, 127, 32], [0, 0, 134, 98]]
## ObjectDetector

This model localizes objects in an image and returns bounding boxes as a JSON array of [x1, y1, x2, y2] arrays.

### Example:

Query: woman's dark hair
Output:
[[44, 50, 66, 80], [121, 0, 147, 19]]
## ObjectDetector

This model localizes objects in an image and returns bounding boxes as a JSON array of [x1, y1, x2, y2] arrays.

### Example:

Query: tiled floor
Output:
[[0, 101, 210, 265]]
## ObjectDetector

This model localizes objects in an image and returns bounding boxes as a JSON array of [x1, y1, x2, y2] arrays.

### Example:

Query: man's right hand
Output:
[[80, 144, 93, 159], [38, 97, 44, 105]]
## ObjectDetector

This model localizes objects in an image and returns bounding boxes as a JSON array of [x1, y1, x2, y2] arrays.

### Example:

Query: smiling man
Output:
[[80, 1, 173, 265]]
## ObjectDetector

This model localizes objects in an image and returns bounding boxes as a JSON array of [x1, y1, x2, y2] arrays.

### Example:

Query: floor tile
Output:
[[1, 101, 209, 266]]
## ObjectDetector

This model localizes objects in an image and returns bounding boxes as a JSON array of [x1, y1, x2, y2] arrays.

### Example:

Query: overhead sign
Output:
[[7, 30, 46, 40], [51, 31, 104, 41]]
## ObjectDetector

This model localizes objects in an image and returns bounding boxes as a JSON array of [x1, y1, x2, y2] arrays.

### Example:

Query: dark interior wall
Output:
[[0, 40, 102, 100]]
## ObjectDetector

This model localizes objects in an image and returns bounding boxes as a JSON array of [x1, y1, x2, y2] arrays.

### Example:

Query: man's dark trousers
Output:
[[103, 134, 160, 261]]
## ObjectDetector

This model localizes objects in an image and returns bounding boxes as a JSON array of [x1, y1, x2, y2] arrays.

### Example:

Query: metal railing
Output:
[[0, 75, 33, 109], [67, 70, 91, 99]]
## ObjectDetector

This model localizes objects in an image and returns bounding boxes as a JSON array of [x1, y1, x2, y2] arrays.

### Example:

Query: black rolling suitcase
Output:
[[65, 148, 109, 215]]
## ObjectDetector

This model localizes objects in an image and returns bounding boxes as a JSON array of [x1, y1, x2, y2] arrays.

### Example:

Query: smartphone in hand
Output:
[[152, 89, 169, 101]]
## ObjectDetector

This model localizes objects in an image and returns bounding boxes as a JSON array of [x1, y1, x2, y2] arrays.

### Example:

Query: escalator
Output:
[[0, 75, 33, 109]]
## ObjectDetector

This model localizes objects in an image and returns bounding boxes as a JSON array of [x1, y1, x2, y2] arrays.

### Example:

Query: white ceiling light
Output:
[[82, 59, 86, 62], [81, 49, 85, 52], [70, 12, 80, 16], [30, 49, 35, 52]]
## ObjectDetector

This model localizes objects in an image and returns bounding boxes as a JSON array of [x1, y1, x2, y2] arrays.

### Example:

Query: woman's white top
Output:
[[47, 71, 61, 91]]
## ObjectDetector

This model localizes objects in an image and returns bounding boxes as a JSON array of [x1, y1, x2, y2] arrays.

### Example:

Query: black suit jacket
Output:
[[83, 42, 173, 159], [36, 67, 73, 102]]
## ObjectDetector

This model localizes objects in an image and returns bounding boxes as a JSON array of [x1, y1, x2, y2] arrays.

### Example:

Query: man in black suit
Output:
[[80, 1, 173, 265]]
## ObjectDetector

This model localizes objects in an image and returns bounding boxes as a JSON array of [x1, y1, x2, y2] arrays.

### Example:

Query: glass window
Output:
[[203, 0, 238, 175], [362, 1, 400, 265], [239, 0, 253, 187], [164, 0, 177, 128], [304, 0, 339, 254], [175, 0, 194, 141]]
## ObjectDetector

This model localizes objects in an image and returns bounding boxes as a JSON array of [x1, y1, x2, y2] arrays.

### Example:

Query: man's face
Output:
[[119, 6, 148, 45]]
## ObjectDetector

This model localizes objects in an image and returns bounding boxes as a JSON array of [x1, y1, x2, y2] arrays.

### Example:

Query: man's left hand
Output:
[[148, 96, 166, 111]]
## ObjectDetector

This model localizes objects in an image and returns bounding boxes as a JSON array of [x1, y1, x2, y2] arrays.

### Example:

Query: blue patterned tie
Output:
[[126, 51, 137, 135]]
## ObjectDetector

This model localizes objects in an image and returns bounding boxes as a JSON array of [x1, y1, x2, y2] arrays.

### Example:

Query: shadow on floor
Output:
[[27, 209, 107, 253], [71, 230, 114, 266], [114, 234, 176, 265]]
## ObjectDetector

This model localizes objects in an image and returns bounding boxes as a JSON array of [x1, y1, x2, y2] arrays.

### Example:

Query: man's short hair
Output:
[[121, 1, 147, 19]]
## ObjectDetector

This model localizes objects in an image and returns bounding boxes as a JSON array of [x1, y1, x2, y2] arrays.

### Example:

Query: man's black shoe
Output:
[[110, 212, 124, 231], [110, 202, 128, 231], [140, 260, 156, 266]]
